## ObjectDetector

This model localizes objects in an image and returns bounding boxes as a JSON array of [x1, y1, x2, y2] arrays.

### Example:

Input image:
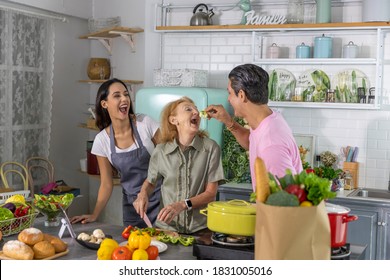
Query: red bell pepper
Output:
[[14, 205, 31, 218], [285, 184, 307, 203], [121, 225, 133, 239]]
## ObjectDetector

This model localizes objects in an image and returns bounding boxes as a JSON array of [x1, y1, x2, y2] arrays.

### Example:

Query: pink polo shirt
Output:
[[249, 111, 303, 191]]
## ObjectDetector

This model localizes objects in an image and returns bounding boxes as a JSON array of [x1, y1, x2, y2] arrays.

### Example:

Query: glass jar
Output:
[[287, 0, 304, 24], [344, 171, 353, 190]]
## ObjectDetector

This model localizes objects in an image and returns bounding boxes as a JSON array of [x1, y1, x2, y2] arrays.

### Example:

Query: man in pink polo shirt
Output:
[[206, 64, 302, 191]]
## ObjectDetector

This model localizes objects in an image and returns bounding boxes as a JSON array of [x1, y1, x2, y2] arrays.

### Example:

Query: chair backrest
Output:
[[25, 157, 55, 196], [0, 161, 29, 191]]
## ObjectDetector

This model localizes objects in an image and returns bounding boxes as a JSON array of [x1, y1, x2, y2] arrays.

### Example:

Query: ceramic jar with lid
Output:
[[286, 0, 304, 24], [267, 43, 280, 59], [296, 42, 311, 58], [342, 41, 358, 59], [314, 34, 332, 58], [315, 0, 332, 23]]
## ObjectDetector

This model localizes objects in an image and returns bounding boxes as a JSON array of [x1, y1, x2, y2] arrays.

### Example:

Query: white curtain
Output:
[[0, 8, 54, 165]]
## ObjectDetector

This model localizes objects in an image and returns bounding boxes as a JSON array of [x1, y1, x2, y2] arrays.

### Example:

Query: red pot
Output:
[[326, 203, 358, 248]]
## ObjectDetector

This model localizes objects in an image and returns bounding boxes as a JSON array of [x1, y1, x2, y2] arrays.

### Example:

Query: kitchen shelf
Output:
[[78, 79, 143, 84], [253, 58, 377, 65], [79, 26, 144, 54], [269, 101, 378, 110], [155, 22, 390, 32]]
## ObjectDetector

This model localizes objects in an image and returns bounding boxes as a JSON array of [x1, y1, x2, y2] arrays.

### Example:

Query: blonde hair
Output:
[[160, 97, 208, 143]]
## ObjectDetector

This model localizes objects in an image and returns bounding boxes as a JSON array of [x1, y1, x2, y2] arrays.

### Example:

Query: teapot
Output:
[[190, 3, 214, 26]]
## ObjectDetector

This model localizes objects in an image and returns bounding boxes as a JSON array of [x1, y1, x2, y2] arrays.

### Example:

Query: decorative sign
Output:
[[244, 10, 287, 25]]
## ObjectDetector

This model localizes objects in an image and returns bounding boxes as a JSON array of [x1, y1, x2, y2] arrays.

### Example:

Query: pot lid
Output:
[[325, 202, 350, 214], [208, 200, 256, 215]]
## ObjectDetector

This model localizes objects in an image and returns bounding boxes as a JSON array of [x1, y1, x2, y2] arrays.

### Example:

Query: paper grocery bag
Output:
[[255, 200, 331, 260]]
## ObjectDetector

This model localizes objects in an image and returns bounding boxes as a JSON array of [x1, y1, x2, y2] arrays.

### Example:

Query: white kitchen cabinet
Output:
[[330, 197, 390, 260], [154, 21, 390, 110]]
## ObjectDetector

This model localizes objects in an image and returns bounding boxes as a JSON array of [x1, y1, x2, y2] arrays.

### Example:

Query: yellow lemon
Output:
[[132, 249, 148, 260], [97, 238, 119, 260], [5, 194, 26, 205], [100, 238, 119, 249], [300, 201, 313, 207]]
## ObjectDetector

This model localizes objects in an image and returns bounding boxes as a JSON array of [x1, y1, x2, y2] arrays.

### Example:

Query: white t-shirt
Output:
[[91, 114, 160, 164]]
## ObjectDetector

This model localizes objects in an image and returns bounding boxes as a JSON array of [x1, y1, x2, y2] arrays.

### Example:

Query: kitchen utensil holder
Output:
[[343, 162, 359, 189]]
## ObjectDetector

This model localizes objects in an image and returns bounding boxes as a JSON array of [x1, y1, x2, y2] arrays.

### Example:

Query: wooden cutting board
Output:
[[0, 249, 69, 260]]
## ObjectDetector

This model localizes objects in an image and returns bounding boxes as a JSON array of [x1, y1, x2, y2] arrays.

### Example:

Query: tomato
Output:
[[122, 225, 133, 239], [128, 230, 151, 250], [146, 245, 159, 260], [111, 246, 133, 260], [285, 184, 307, 203], [132, 249, 148, 260]]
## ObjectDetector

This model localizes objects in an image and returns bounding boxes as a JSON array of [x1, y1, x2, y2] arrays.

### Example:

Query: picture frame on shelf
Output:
[[293, 134, 316, 168]]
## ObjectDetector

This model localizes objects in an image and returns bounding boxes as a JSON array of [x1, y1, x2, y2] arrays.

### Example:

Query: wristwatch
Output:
[[184, 199, 192, 210]]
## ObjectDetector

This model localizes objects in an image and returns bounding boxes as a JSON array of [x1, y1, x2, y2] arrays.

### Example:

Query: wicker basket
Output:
[[0, 209, 39, 236], [88, 16, 121, 33], [0, 190, 30, 204]]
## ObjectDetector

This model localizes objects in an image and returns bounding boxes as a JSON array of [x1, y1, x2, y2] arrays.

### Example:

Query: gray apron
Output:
[[109, 119, 160, 227]]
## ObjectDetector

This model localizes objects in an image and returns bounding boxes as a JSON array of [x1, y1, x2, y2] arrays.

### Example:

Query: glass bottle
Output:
[[287, 0, 304, 24], [344, 170, 353, 190]]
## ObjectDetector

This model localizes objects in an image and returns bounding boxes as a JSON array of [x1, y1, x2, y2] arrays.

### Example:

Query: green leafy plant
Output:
[[222, 117, 251, 183]]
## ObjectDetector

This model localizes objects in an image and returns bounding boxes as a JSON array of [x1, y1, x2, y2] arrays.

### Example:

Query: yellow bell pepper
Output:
[[128, 230, 151, 250]]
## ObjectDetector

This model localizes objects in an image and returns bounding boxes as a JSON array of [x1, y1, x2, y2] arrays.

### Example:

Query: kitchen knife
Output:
[[143, 212, 153, 228], [351, 147, 359, 162]]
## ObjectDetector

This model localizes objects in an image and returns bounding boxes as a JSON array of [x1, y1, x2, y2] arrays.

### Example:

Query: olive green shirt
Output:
[[147, 134, 225, 234]]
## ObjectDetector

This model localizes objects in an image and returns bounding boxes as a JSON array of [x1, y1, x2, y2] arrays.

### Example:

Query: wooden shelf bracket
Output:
[[110, 31, 137, 53]]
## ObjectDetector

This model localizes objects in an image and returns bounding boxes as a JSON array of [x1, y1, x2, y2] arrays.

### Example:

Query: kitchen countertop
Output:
[[1, 216, 196, 260]]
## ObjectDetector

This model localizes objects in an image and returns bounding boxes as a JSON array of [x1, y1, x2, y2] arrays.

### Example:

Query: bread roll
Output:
[[43, 233, 67, 253], [18, 227, 44, 246], [3, 240, 34, 260], [32, 240, 56, 259]]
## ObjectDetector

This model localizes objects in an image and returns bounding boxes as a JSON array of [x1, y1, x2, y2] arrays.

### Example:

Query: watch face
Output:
[[186, 199, 192, 209]]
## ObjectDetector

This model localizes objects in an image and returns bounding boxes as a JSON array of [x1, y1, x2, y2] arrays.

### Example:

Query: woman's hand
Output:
[[157, 201, 186, 224], [70, 214, 96, 224]]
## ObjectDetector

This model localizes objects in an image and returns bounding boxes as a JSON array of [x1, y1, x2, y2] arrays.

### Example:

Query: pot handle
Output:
[[199, 208, 208, 216], [343, 215, 358, 223], [193, 3, 208, 14], [227, 199, 251, 206]]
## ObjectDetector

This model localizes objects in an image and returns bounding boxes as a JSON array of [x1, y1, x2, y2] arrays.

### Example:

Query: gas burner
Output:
[[331, 243, 351, 260], [211, 233, 254, 247]]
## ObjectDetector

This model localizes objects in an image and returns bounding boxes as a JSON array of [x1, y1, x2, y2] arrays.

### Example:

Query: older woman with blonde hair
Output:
[[134, 97, 225, 234]]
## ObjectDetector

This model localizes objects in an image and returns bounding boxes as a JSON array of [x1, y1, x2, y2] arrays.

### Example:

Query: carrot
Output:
[[255, 157, 270, 202]]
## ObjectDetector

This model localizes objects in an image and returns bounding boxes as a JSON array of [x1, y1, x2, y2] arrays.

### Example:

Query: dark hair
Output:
[[95, 78, 134, 130], [228, 64, 269, 104]]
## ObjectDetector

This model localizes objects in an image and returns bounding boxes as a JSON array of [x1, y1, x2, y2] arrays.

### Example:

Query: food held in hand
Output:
[[199, 110, 208, 119]]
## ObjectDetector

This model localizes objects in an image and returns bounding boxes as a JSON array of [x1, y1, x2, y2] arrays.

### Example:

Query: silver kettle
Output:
[[190, 3, 214, 26]]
